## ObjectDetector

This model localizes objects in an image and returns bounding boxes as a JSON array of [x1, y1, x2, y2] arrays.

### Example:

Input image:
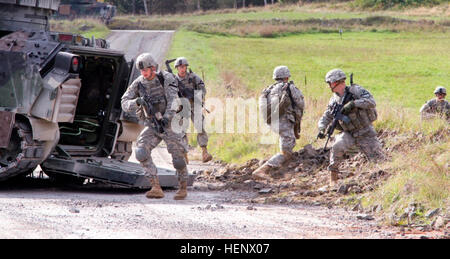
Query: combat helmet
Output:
[[273, 66, 291, 80], [434, 86, 447, 95], [136, 53, 158, 70], [175, 57, 189, 68], [325, 69, 346, 84]]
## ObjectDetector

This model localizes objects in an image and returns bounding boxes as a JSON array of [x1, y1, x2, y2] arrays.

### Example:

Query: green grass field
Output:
[[169, 30, 449, 109], [50, 19, 110, 39]]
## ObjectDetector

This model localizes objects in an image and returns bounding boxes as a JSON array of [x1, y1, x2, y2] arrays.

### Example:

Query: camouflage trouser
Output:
[[266, 116, 296, 168], [182, 102, 208, 148], [329, 126, 384, 171], [136, 124, 188, 181]]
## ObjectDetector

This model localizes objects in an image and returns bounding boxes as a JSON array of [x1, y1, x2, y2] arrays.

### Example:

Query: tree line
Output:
[[105, 0, 286, 15]]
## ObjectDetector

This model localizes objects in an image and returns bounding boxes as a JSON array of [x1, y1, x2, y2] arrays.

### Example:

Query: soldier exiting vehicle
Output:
[[121, 53, 189, 200], [174, 57, 213, 163], [317, 69, 384, 186], [420, 86, 449, 121], [253, 66, 305, 181]]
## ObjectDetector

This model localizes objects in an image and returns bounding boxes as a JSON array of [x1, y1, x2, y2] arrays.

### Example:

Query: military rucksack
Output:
[[259, 82, 291, 125]]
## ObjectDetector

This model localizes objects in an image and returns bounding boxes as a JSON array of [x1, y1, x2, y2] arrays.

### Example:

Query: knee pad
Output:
[[172, 156, 187, 170], [135, 147, 150, 163]]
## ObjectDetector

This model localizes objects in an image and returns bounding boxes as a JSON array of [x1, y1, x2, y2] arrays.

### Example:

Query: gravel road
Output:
[[0, 30, 439, 239]]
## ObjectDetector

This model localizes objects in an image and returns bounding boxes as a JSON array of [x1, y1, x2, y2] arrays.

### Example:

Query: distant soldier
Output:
[[317, 69, 383, 186], [253, 66, 305, 181], [174, 57, 213, 163], [420, 86, 449, 121], [121, 53, 189, 200]]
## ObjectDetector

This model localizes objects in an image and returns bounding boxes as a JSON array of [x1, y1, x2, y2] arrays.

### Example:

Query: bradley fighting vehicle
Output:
[[0, 0, 194, 188], [57, 0, 116, 24]]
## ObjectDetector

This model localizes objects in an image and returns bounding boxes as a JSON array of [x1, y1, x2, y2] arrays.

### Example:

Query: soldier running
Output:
[[174, 57, 213, 163], [317, 69, 384, 186], [420, 86, 449, 121], [121, 53, 189, 200], [252, 66, 305, 181]]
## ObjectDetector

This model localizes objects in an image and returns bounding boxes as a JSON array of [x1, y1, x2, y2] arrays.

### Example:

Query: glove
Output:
[[136, 97, 145, 106], [341, 101, 355, 115], [317, 131, 326, 139]]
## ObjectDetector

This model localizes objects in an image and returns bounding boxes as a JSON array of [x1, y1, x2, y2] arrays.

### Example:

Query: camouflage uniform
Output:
[[176, 72, 208, 148], [264, 80, 305, 168], [121, 72, 188, 182], [318, 84, 383, 171], [420, 87, 449, 121]]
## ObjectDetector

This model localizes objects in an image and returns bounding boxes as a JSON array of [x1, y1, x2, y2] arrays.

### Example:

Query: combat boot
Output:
[[174, 180, 188, 200], [145, 177, 164, 199], [328, 166, 340, 187], [252, 164, 272, 181], [201, 147, 213, 163]]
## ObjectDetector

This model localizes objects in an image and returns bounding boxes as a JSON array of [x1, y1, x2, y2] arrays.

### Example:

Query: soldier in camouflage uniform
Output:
[[317, 69, 384, 186], [420, 86, 449, 121], [174, 57, 213, 163], [253, 66, 305, 181], [121, 53, 189, 200]]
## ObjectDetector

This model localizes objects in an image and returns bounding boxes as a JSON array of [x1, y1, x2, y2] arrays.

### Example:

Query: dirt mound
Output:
[[196, 143, 391, 207]]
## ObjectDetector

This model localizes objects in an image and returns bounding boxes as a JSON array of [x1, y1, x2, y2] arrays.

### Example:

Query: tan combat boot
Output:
[[329, 169, 339, 187], [201, 147, 213, 163], [145, 177, 164, 199], [252, 164, 272, 181], [174, 180, 187, 200]]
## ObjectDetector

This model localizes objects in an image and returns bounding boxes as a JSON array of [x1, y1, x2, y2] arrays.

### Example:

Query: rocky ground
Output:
[[192, 131, 450, 238]]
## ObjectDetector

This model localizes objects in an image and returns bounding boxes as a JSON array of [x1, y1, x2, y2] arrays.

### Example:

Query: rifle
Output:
[[322, 73, 354, 151], [137, 82, 165, 134], [285, 81, 302, 139], [165, 59, 176, 74]]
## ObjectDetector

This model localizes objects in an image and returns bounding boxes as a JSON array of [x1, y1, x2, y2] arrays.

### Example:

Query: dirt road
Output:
[[0, 30, 436, 239]]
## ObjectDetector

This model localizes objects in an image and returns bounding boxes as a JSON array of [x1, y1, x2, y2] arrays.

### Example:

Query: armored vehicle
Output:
[[57, 0, 116, 24], [0, 0, 193, 188]]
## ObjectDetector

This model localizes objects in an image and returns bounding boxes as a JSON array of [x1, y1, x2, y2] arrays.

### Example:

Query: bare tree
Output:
[[132, 0, 136, 15], [243, 0, 245, 8], [234, 0, 237, 9], [143, 0, 148, 15], [264, 0, 267, 6], [197, 0, 201, 10]]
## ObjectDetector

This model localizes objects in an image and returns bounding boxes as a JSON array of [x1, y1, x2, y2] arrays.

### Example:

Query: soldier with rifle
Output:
[[252, 66, 305, 181], [121, 53, 189, 200], [420, 86, 450, 122], [317, 69, 384, 186], [171, 57, 213, 163]]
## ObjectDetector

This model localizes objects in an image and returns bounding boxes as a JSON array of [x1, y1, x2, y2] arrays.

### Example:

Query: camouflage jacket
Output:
[[420, 99, 450, 120], [176, 72, 206, 101], [121, 71, 180, 121], [318, 84, 377, 133]]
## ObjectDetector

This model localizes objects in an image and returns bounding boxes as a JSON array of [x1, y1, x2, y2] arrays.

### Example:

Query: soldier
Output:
[[121, 53, 189, 200], [252, 66, 305, 181], [317, 69, 384, 186], [420, 86, 449, 121], [174, 57, 213, 163]]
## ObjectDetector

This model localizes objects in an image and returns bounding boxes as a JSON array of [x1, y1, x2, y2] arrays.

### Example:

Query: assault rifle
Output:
[[137, 82, 166, 134], [321, 73, 354, 151], [165, 59, 176, 74]]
